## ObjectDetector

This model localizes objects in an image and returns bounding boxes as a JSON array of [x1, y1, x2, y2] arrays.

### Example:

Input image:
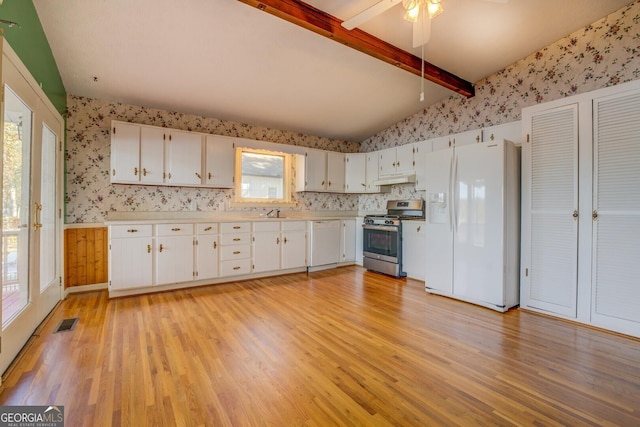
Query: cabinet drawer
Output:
[[156, 223, 194, 236], [282, 221, 307, 232], [220, 259, 252, 276], [196, 223, 218, 234], [220, 233, 251, 245], [220, 244, 251, 261], [253, 221, 280, 232], [220, 222, 251, 233], [110, 224, 153, 239]]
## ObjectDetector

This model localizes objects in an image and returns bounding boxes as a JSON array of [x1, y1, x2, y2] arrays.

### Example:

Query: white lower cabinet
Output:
[[402, 220, 425, 280], [281, 221, 307, 269], [155, 224, 195, 285], [108, 217, 353, 296], [253, 222, 281, 273], [109, 225, 153, 290], [219, 222, 252, 276], [340, 219, 356, 263], [196, 223, 219, 280]]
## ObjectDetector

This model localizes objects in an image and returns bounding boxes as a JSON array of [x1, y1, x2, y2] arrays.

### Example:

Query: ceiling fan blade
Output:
[[412, 15, 431, 48], [341, 0, 403, 30]]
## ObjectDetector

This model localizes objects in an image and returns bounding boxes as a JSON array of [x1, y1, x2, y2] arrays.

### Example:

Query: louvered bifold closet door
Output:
[[526, 105, 579, 317], [592, 89, 640, 335]]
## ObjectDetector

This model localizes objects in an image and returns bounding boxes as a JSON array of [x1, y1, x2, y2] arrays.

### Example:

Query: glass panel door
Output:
[[2, 86, 32, 327], [39, 124, 57, 292]]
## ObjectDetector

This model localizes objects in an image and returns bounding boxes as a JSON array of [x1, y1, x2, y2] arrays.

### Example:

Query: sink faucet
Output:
[[265, 209, 280, 218]]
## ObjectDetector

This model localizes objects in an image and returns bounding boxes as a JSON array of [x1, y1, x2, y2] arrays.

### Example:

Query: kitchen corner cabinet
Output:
[[155, 224, 195, 285], [402, 220, 425, 280], [521, 79, 640, 338], [340, 219, 357, 263], [166, 130, 203, 186], [195, 223, 219, 280], [109, 225, 153, 290], [414, 140, 432, 191], [205, 135, 235, 188]]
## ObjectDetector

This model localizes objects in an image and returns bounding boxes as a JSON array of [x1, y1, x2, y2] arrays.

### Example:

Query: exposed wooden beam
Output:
[[236, 0, 475, 98]]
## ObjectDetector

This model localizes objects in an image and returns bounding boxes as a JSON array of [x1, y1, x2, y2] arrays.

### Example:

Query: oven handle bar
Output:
[[362, 224, 400, 232]]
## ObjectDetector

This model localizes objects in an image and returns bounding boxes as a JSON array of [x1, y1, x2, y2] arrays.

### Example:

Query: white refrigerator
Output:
[[424, 140, 520, 312]]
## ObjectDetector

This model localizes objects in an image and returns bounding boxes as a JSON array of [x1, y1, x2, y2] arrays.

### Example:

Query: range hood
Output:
[[373, 173, 416, 186]]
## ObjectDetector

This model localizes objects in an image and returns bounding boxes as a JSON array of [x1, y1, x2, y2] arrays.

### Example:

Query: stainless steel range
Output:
[[363, 200, 425, 277]]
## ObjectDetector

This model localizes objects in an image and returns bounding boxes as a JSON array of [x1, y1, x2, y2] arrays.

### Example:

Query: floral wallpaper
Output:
[[65, 97, 359, 223], [358, 0, 640, 212], [65, 1, 640, 223]]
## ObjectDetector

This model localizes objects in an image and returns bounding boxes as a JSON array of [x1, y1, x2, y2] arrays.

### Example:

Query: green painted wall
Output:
[[0, 0, 66, 114]]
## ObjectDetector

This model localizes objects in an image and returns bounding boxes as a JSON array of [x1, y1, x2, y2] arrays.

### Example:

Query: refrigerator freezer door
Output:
[[453, 142, 505, 307], [424, 148, 454, 294]]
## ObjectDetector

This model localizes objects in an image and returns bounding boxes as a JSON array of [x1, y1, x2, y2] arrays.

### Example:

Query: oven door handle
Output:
[[362, 224, 399, 232]]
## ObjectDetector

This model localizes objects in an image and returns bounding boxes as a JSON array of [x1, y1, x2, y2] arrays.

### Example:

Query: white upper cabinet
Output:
[[413, 140, 432, 191], [344, 153, 366, 193], [431, 135, 451, 152], [365, 152, 382, 193], [166, 130, 203, 186], [204, 135, 235, 188], [326, 151, 345, 193], [139, 126, 166, 185], [111, 121, 141, 183], [451, 128, 482, 147], [483, 121, 521, 144], [379, 145, 415, 177], [296, 149, 345, 193]]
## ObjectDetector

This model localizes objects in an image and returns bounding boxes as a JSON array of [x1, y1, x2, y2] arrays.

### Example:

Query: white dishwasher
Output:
[[309, 220, 341, 267]]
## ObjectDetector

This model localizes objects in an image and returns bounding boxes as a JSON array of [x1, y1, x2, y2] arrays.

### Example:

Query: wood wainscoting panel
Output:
[[64, 227, 108, 288]]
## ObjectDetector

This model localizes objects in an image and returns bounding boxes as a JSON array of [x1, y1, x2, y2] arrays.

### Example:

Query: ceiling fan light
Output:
[[427, 1, 443, 19], [402, 0, 421, 23]]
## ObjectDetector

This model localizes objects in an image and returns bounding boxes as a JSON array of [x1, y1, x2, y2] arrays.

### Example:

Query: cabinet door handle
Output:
[[127, 229, 138, 233], [233, 250, 241, 255], [284, 237, 288, 244], [204, 226, 212, 231], [143, 168, 148, 176], [233, 238, 241, 242], [276, 237, 280, 244], [208, 172, 212, 180], [213, 241, 217, 249], [476, 135, 480, 143], [592, 210, 598, 221], [171, 228, 181, 232], [159, 244, 164, 253], [134, 167, 139, 176], [233, 266, 241, 270], [147, 244, 151, 253], [195, 172, 201, 179], [233, 226, 241, 229], [417, 226, 421, 232], [573, 210, 579, 220]]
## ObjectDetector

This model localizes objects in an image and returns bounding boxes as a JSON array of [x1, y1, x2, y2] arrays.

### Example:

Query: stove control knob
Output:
[[385, 219, 393, 225]]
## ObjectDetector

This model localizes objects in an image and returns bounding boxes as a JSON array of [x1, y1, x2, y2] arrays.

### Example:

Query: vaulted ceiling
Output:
[[34, 0, 632, 142]]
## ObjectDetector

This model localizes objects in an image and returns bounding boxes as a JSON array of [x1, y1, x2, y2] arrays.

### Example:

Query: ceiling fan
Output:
[[341, 0, 509, 48]]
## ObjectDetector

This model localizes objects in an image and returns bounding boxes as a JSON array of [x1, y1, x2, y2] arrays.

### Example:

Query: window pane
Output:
[[241, 152, 284, 199]]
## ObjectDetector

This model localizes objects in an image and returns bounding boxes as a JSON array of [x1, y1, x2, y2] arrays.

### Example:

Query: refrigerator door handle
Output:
[[449, 151, 455, 232], [452, 154, 459, 233]]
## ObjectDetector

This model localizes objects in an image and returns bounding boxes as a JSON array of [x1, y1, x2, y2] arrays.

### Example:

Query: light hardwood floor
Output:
[[1, 266, 639, 426]]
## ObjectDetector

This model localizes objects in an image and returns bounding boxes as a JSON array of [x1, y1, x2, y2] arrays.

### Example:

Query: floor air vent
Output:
[[54, 318, 79, 333]]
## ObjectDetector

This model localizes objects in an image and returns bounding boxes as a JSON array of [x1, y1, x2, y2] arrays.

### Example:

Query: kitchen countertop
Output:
[[105, 210, 363, 225]]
